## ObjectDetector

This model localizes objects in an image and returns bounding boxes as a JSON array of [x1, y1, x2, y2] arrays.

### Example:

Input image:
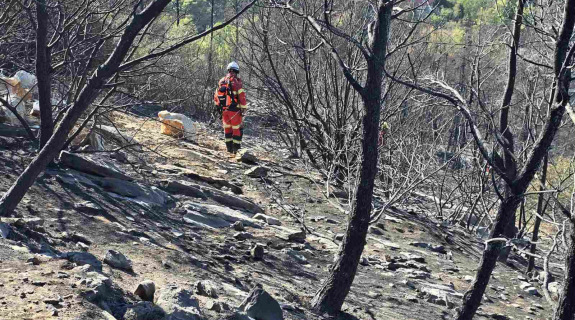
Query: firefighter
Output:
[[214, 61, 248, 156]]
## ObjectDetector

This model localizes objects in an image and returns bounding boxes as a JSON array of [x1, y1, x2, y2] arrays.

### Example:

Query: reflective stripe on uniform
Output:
[[223, 123, 232, 128], [232, 125, 241, 129], [225, 138, 233, 142], [233, 139, 242, 144], [238, 89, 245, 94], [240, 104, 247, 109]]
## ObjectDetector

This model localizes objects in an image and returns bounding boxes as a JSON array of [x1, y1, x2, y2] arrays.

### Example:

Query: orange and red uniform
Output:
[[214, 72, 247, 153]]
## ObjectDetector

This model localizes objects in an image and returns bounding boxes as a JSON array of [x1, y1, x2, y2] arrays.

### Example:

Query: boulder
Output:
[[238, 285, 283, 320], [236, 149, 258, 164], [104, 250, 133, 271], [81, 272, 113, 302], [155, 285, 202, 320], [59, 151, 133, 181], [124, 302, 165, 320], [66, 252, 103, 271], [206, 300, 230, 312], [233, 221, 245, 231], [134, 280, 156, 302], [70, 233, 93, 245], [234, 232, 254, 241], [251, 244, 265, 260], [245, 166, 270, 178], [253, 214, 281, 226], [162, 180, 208, 199], [195, 281, 218, 298]]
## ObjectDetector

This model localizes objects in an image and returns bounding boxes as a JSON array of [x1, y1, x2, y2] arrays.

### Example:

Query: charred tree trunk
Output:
[[0, 0, 256, 216], [456, 0, 575, 318], [498, 0, 525, 244], [527, 153, 548, 273], [456, 194, 522, 319], [310, 1, 392, 314], [554, 220, 575, 320], [36, 0, 53, 148]]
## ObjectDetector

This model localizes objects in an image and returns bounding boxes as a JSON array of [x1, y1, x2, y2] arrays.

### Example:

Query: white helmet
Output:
[[227, 61, 240, 73]]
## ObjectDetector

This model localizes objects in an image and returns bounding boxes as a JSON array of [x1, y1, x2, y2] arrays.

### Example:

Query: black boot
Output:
[[226, 141, 233, 153], [232, 143, 241, 154]]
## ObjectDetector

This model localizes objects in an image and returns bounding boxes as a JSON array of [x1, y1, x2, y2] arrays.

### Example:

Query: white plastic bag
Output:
[[157, 110, 196, 139], [14, 70, 37, 89]]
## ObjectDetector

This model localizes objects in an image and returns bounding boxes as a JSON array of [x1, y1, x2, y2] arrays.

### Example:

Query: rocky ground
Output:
[[0, 110, 565, 320]]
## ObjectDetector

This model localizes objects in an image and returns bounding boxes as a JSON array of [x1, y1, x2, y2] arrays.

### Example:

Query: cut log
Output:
[[59, 151, 133, 181]]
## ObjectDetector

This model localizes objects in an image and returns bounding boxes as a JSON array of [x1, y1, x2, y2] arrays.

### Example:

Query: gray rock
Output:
[[287, 229, 306, 242], [524, 286, 539, 295], [223, 312, 252, 320], [369, 226, 384, 235], [284, 249, 308, 264], [233, 221, 245, 231], [245, 166, 269, 178], [464, 275, 474, 282], [74, 201, 107, 215], [334, 233, 344, 241], [253, 214, 281, 226], [238, 285, 283, 320], [400, 252, 425, 263], [183, 202, 260, 229], [409, 242, 446, 253], [66, 252, 103, 271], [155, 285, 202, 320], [236, 150, 258, 164], [195, 281, 217, 298], [206, 300, 230, 312], [81, 272, 113, 302], [77, 242, 90, 252], [425, 292, 455, 309], [419, 282, 463, 300], [104, 250, 133, 271], [124, 302, 165, 320], [59, 151, 133, 181], [134, 280, 156, 302], [251, 244, 265, 260], [234, 232, 254, 241], [70, 233, 93, 245]]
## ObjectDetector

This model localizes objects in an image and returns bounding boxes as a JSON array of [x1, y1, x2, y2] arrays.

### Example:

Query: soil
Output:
[[0, 111, 561, 320]]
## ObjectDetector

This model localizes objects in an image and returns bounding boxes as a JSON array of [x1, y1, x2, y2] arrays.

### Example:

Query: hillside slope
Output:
[[0, 111, 561, 320]]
